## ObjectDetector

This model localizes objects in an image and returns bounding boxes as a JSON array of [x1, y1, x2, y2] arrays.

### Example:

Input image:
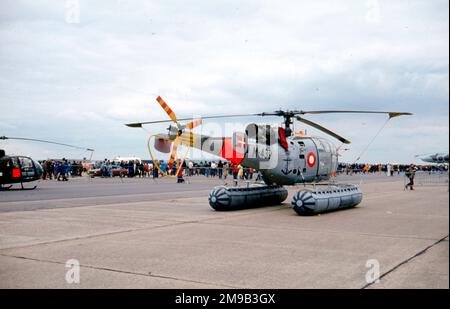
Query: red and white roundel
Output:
[[307, 152, 316, 167]]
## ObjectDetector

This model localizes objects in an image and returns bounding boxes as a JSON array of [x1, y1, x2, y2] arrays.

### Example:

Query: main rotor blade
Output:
[[0, 136, 94, 151], [125, 108, 413, 128], [295, 117, 351, 144], [125, 113, 261, 128], [299, 110, 413, 118]]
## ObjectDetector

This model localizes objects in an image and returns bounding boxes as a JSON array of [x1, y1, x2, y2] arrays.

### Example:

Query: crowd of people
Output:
[[38, 159, 261, 182], [92, 159, 260, 182], [40, 159, 83, 181], [338, 163, 448, 175], [39, 158, 448, 183]]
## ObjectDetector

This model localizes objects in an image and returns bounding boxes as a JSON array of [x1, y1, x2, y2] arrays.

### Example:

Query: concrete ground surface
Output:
[[0, 173, 448, 288]]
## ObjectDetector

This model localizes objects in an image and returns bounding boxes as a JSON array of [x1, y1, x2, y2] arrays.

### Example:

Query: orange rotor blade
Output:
[[156, 96, 177, 123], [168, 137, 181, 170], [185, 118, 202, 130]]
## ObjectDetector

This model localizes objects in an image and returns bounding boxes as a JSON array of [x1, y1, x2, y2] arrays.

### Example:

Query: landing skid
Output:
[[0, 183, 37, 191]]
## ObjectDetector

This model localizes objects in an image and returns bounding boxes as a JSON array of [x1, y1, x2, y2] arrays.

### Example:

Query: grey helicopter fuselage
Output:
[[241, 135, 338, 185]]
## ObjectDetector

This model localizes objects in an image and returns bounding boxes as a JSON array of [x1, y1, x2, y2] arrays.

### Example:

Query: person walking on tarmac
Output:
[[405, 164, 416, 190], [58, 159, 69, 181]]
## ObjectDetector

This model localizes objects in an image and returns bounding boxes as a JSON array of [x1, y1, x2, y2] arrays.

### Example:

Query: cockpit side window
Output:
[[311, 138, 330, 152], [11, 157, 20, 168], [320, 139, 331, 153], [19, 157, 35, 174], [315, 139, 326, 152]]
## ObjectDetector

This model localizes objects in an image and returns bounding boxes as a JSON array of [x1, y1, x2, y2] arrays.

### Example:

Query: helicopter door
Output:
[[18, 157, 36, 181], [9, 157, 22, 179], [314, 138, 332, 176]]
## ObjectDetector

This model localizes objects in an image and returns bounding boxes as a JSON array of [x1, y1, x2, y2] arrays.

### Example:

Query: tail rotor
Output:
[[149, 97, 203, 177]]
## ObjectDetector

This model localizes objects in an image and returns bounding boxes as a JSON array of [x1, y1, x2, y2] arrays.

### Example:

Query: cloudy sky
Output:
[[0, 0, 448, 163]]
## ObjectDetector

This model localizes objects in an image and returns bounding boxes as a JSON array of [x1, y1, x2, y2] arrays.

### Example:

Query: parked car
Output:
[[88, 164, 128, 178]]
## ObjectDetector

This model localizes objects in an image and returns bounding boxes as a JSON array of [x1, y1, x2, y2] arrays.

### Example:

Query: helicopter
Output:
[[416, 152, 449, 164], [0, 148, 44, 190], [126, 96, 412, 215], [0, 136, 94, 190]]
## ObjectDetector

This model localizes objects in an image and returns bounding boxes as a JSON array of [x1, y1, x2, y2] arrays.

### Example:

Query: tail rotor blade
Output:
[[185, 118, 202, 130], [156, 96, 177, 123], [168, 137, 181, 170]]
